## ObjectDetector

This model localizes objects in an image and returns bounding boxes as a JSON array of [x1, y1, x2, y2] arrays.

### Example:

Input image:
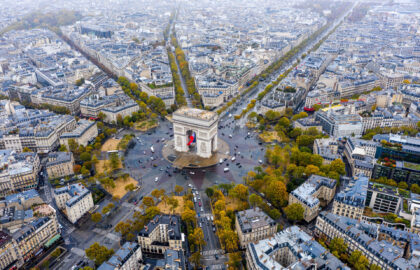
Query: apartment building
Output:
[[343, 137, 379, 178], [315, 212, 420, 270], [155, 249, 186, 270], [98, 242, 142, 270], [313, 138, 340, 164], [13, 216, 59, 267], [0, 150, 40, 197], [53, 183, 94, 224], [45, 152, 74, 180], [0, 101, 77, 154], [101, 101, 139, 124], [80, 94, 118, 118], [0, 231, 18, 270], [235, 207, 276, 249], [245, 225, 349, 270], [366, 182, 402, 215], [138, 215, 183, 254], [60, 119, 98, 148], [289, 175, 336, 222], [315, 108, 363, 138], [332, 174, 368, 220]]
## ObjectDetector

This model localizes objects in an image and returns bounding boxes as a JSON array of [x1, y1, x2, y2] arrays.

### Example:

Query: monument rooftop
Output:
[[173, 107, 218, 122]]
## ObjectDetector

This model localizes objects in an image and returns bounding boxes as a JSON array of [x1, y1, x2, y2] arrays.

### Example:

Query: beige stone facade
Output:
[[46, 152, 74, 180], [235, 207, 276, 249]]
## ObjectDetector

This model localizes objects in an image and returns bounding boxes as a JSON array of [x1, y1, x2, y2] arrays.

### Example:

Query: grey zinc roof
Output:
[[236, 207, 275, 233]]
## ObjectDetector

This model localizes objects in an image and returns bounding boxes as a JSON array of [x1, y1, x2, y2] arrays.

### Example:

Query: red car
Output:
[[198, 202, 202, 207]]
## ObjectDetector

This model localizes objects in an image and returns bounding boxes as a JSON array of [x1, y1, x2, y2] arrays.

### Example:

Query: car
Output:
[[194, 197, 197, 203], [198, 202, 202, 207], [258, 160, 263, 164], [200, 207, 204, 212], [207, 216, 210, 221], [188, 184, 193, 188], [198, 213, 201, 217], [231, 156, 236, 161], [189, 171, 195, 175], [154, 177, 159, 182], [212, 226, 216, 232], [159, 168, 163, 171], [211, 216, 214, 221], [224, 168, 229, 172], [215, 254, 219, 260], [199, 222, 202, 227], [219, 158, 223, 164]]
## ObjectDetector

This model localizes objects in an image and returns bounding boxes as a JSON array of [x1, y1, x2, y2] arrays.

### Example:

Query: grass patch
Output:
[[134, 120, 158, 131], [259, 131, 282, 143], [95, 159, 123, 174], [404, 162, 420, 171], [157, 196, 184, 215], [104, 177, 138, 198], [101, 138, 121, 152]]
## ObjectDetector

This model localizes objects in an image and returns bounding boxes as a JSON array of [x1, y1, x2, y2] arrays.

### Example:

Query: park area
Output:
[[100, 138, 120, 152], [259, 131, 282, 143], [95, 159, 123, 174], [105, 177, 139, 198], [134, 119, 158, 131], [157, 196, 184, 215]]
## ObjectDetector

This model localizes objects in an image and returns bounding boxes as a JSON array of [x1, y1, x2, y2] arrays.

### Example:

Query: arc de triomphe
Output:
[[172, 107, 219, 158]]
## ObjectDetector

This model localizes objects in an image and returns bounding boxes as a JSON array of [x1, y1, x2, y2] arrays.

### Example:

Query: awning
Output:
[[45, 234, 61, 248]]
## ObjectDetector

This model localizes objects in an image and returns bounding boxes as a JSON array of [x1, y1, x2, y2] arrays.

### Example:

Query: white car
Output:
[[189, 171, 195, 175], [224, 168, 229, 172], [258, 160, 263, 164], [219, 158, 223, 164], [229, 134, 233, 138], [154, 177, 159, 182], [231, 157, 236, 161]]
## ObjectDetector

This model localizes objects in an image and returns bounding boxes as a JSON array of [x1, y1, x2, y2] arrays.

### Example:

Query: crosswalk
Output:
[[70, 247, 85, 257], [201, 249, 224, 256], [210, 265, 225, 270]]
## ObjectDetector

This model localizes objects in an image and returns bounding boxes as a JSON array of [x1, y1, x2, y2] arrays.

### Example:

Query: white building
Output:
[[53, 183, 94, 224]]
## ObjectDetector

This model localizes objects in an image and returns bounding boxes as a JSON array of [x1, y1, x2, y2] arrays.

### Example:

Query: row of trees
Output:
[[167, 49, 187, 106], [370, 177, 420, 195], [217, 80, 259, 115], [20, 100, 70, 115], [171, 34, 203, 108], [117, 76, 167, 116]]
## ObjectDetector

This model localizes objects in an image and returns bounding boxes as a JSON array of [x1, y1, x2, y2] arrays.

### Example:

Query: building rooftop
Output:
[[97, 242, 140, 270], [335, 174, 368, 207], [248, 225, 349, 270], [173, 107, 218, 121], [236, 207, 275, 234], [54, 183, 90, 208], [139, 215, 181, 240], [291, 175, 336, 208]]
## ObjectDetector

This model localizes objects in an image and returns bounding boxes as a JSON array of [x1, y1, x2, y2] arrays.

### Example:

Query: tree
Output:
[[22, 147, 32, 152], [115, 221, 132, 237], [82, 267, 93, 270], [265, 181, 288, 208], [230, 184, 249, 201], [151, 189, 164, 200], [125, 183, 136, 192], [59, 144, 67, 152], [80, 152, 91, 162], [205, 187, 214, 198], [181, 208, 196, 224], [190, 252, 202, 269], [101, 206, 111, 215], [73, 164, 82, 174], [398, 181, 408, 190], [142, 196, 155, 208], [411, 183, 420, 194], [109, 152, 120, 171], [249, 194, 263, 208], [348, 250, 369, 270], [330, 159, 345, 175], [188, 228, 206, 249], [284, 203, 304, 222], [304, 164, 320, 176], [174, 185, 184, 195], [85, 242, 114, 266], [168, 196, 179, 214], [91, 212, 102, 223], [329, 237, 347, 256], [227, 252, 242, 270]]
